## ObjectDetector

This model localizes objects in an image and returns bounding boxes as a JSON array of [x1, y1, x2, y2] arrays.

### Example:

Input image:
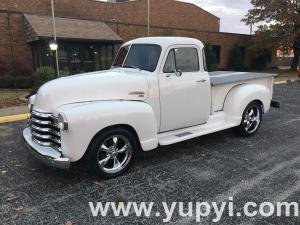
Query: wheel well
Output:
[[80, 124, 142, 162], [251, 100, 264, 113]]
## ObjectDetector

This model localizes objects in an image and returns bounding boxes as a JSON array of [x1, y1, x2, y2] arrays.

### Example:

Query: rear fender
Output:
[[223, 84, 272, 124]]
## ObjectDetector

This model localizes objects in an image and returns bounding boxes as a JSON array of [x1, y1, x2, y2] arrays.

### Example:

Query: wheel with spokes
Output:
[[235, 101, 263, 137], [86, 128, 138, 178]]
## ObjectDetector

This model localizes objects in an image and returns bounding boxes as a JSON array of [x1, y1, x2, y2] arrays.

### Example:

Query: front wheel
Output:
[[86, 128, 138, 178], [235, 102, 263, 137]]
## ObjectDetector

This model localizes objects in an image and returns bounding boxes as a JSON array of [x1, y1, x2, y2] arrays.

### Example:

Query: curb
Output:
[[274, 79, 299, 85], [0, 113, 30, 124]]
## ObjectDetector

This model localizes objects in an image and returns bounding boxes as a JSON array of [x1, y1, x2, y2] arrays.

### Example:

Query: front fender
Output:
[[223, 84, 272, 124], [55, 101, 158, 162]]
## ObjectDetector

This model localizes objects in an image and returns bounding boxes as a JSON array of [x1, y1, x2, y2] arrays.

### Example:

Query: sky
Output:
[[179, 0, 253, 34]]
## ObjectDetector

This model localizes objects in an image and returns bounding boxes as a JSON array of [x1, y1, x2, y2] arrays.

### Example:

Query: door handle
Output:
[[196, 79, 207, 83]]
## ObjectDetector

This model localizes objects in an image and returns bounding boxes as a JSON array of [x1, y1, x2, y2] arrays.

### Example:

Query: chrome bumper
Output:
[[23, 127, 70, 169]]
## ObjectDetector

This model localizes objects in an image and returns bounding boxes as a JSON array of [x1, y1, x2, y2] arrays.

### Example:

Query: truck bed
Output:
[[209, 71, 276, 86], [209, 71, 275, 113]]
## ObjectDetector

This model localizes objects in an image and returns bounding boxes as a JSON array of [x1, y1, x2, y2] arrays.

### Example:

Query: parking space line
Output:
[[274, 81, 288, 85], [274, 80, 299, 85], [0, 113, 30, 124]]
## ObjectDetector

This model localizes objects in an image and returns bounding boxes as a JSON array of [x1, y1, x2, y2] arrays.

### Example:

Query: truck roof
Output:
[[124, 37, 204, 48]]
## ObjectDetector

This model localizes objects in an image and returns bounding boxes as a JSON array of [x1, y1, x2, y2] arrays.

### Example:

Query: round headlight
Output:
[[28, 103, 33, 112], [28, 95, 35, 112], [58, 113, 68, 131]]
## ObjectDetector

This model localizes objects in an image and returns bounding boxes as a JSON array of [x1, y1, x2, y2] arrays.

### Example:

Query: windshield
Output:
[[112, 44, 161, 72]]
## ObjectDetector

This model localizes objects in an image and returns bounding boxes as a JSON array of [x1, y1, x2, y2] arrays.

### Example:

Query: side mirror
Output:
[[175, 70, 182, 77]]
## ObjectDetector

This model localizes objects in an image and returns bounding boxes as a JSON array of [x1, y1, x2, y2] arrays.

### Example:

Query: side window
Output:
[[163, 47, 200, 73], [175, 48, 199, 72], [163, 49, 176, 73]]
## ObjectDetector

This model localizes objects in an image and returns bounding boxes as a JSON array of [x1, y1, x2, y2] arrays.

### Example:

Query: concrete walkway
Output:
[[275, 74, 299, 82]]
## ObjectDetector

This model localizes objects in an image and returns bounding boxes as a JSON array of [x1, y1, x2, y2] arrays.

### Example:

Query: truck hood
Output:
[[33, 69, 149, 112]]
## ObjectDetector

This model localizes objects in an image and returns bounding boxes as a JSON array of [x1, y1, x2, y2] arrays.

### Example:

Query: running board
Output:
[[158, 112, 237, 146]]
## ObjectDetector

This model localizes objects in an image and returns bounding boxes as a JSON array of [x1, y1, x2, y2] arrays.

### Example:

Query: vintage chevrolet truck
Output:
[[23, 37, 278, 178]]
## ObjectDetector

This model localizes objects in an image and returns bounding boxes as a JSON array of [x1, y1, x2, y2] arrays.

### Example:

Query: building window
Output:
[[212, 45, 221, 65], [31, 41, 118, 74]]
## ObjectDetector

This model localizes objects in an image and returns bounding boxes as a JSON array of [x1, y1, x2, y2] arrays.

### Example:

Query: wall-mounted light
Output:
[[49, 39, 58, 51]]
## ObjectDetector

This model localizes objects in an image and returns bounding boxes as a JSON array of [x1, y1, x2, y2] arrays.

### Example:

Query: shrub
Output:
[[0, 75, 33, 89], [14, 76, 34, 89], [60, 68, 71, 77], [227, 44, 245, 71], [0, 75, 14, 88], [204, 44, 218, 71], [33, 66, 56, 88], [250, 48, 272, 70]]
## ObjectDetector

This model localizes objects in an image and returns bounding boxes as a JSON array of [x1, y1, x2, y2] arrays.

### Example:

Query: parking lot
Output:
[[0, 82, 299, 225]]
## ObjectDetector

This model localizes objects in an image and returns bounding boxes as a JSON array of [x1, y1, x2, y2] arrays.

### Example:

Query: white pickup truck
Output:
[[23, 37, 278, 178]]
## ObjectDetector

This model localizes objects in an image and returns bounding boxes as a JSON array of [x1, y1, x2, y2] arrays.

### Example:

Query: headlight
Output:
[[57, 113, 68, 131], [28, 95, 35, 112], [28, 103, 33, 112]]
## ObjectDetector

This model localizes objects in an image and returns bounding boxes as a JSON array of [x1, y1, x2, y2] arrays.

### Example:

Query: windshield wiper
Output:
[[123, 64, 142, 71]]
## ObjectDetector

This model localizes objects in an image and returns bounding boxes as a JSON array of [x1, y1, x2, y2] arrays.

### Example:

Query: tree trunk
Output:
[[291, 28, 300, 71], [291, 50, 299, 71]]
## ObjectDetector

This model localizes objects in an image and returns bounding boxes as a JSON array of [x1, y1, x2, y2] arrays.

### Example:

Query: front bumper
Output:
[[23, 127, 70, 169]]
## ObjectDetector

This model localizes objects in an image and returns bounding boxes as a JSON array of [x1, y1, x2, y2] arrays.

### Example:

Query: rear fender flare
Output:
[[223, 84, 271, 124]]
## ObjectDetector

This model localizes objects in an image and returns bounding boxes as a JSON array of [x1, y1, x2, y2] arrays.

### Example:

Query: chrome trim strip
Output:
[[31, 110, 53, 118], [31, 118, 59, 128], [32, 131, 61, 144], [32, 137, 61, 151], [30, 111, 61, 151], [31, 125, 60, 136], [31, 117, 51, 125]]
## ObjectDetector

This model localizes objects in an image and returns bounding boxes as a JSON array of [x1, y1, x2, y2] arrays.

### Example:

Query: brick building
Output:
[[0, 0, 252, 75]]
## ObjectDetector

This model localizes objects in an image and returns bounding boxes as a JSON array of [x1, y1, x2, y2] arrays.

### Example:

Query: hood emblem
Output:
[[129, 91, 145, 98]]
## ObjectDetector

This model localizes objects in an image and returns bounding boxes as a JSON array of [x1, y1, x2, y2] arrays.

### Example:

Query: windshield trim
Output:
[[112, 44, 162, 72], [111, 44, 131, 69], [121, 44, 132, 67]]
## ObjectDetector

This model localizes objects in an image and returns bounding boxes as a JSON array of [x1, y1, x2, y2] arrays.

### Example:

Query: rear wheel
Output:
[[86, 128, 137, 178], [235, 102, 263, 137]]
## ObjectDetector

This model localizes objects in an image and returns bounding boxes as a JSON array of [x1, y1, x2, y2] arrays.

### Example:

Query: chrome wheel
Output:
[[97, 135, 132, 174], [243, 105, 261, 134]]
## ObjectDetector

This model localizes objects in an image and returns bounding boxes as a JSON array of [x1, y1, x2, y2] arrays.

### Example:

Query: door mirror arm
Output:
[[166, 69, 182, 78], [175, 70, 182, 77]]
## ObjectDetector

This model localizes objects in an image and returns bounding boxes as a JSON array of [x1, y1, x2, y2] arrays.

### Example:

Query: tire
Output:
[[234, 101, 263, 137], [85, 127, 138, 178]]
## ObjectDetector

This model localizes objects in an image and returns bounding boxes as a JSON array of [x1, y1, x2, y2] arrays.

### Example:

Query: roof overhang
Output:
[[24, 14, 123, 43]]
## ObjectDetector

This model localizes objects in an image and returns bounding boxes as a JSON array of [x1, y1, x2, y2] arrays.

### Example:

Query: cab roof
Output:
[[124, 37, 204, 48]]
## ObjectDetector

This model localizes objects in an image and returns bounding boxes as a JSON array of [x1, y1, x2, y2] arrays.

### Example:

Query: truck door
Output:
[[159, 46, 211, 132]]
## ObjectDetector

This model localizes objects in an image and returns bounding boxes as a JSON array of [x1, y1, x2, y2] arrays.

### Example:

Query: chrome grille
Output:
[[30, 111, 61, 151]]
